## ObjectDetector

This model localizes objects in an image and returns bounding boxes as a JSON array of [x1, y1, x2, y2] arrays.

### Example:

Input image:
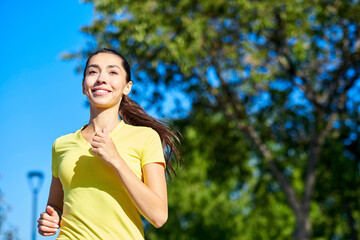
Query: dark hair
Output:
[[83, 48, 182, 176]]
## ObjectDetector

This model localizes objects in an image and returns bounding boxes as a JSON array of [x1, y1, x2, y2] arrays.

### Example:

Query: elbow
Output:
[[152, 211, 168, 228]]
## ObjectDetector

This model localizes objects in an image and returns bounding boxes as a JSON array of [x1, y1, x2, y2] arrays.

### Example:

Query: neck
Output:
[[87, 105, 121, 133]]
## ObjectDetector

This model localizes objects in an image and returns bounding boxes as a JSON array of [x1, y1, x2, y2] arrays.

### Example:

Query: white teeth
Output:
[[94, 89, 108, 92]]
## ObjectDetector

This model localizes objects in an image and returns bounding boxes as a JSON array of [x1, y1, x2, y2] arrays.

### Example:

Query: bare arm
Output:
[[37, 176, 64, 236], [47, 176, 64, 217], [113, 161, 168, 228]]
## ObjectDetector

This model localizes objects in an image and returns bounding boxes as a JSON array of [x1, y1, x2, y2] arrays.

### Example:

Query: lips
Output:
[[92, 87, 111, 92], [92, 87, 111, 95], [93, 89, 110, 93]]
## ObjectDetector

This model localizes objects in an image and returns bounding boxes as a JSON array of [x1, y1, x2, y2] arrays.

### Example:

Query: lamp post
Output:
[[27, 171, 44, 240]]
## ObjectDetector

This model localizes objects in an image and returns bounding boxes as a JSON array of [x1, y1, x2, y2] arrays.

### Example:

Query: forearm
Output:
[[111, 157, 168, 228], [47, 203, 63, 220], [47, 176, 64, 223]]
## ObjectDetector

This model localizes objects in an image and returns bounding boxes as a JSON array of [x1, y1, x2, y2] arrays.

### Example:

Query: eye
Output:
[[87, 70, 98, 75], [109, 71, 118, 75]]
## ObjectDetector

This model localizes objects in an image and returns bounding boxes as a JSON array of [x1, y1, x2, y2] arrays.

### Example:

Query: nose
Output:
[[96, 72, 108, 84]]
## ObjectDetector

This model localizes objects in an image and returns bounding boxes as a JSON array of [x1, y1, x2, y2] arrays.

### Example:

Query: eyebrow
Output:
[[87, 64, 121, 70]]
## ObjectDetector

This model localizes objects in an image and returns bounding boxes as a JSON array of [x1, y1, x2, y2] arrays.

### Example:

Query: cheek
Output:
[[111, 80, 125, 91], [83, 78, 94, 91]]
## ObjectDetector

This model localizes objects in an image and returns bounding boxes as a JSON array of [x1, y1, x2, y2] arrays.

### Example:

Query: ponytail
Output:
[[85, 48, 182, 177], [119, 95, 182, 177]]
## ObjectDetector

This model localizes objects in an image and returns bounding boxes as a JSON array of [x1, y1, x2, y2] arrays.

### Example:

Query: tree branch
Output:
[[209, 55, 303, 215], [278, 53, 322, 110], [342, 194, 359, 240], [303, 111, 338, 210], [211, 58, 244, 115], [235, 121, 302, 214]]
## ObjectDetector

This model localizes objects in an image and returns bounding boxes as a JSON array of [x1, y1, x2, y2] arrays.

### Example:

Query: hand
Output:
[[91, 128, 121, 167], [37, 205, 60, 236]]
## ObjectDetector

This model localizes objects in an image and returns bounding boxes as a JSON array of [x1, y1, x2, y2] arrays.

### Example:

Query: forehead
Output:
[[88, 53, 123, 68]]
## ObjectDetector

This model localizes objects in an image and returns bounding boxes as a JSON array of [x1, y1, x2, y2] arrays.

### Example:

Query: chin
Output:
[[89, 100, 121, 109]]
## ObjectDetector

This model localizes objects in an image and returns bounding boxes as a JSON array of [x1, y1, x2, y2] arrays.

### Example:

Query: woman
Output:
[[37, 48, 182, 239]]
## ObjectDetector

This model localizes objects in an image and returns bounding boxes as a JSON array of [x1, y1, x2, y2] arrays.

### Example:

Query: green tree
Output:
[[142, 106, 359, 240], [66, 0, 360, 239], [312, 106, 360, 239], [143, 111, 295, 240]]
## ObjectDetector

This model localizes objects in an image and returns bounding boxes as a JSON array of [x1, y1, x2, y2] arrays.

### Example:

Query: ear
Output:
[[123, 81, 133, 96]]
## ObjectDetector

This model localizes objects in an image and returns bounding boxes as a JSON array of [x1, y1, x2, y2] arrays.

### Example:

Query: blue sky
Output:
[[3, 1, 359, 239], [0, 1, 94, 239], [0, 1, 192, 239]]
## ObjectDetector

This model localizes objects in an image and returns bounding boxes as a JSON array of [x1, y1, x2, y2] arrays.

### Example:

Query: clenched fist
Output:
[[91, 128, 122, 168], [38, 205, 60, 236]]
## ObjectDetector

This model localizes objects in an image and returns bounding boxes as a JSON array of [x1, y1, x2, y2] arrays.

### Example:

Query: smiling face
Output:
[[82, 52, 132, 110]]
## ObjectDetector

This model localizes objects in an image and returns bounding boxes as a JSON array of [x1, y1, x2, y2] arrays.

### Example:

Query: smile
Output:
[[92, 88, 111, 95], [92, 89, 110, 93]]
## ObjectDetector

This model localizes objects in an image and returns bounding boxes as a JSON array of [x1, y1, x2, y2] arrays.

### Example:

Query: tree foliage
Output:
[[144, 111, 295, 240], [66, 0, 360, 239]]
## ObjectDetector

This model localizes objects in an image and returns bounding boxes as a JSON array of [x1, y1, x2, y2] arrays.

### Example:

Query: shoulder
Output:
[[52, 130, 80, 151], [124, 124, 159, 138], [122, 124, 161, 147]]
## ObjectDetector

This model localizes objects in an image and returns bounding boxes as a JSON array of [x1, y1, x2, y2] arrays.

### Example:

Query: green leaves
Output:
[[68, 0, 360, 238]]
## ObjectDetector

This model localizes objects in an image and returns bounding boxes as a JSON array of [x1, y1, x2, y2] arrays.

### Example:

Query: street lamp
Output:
[[27, 171, 44, 240]]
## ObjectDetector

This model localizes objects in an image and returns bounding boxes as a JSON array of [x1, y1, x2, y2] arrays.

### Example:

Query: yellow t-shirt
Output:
[[51, 121, 165, 239]]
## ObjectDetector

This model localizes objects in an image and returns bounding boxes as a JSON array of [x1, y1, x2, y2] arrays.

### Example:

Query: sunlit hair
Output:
[[83, 48, 182, 177]]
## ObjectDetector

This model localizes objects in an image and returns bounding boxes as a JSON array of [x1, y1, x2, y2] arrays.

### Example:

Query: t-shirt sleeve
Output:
[[141, 129, 166, 168], [51, 139, 60, 178]]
